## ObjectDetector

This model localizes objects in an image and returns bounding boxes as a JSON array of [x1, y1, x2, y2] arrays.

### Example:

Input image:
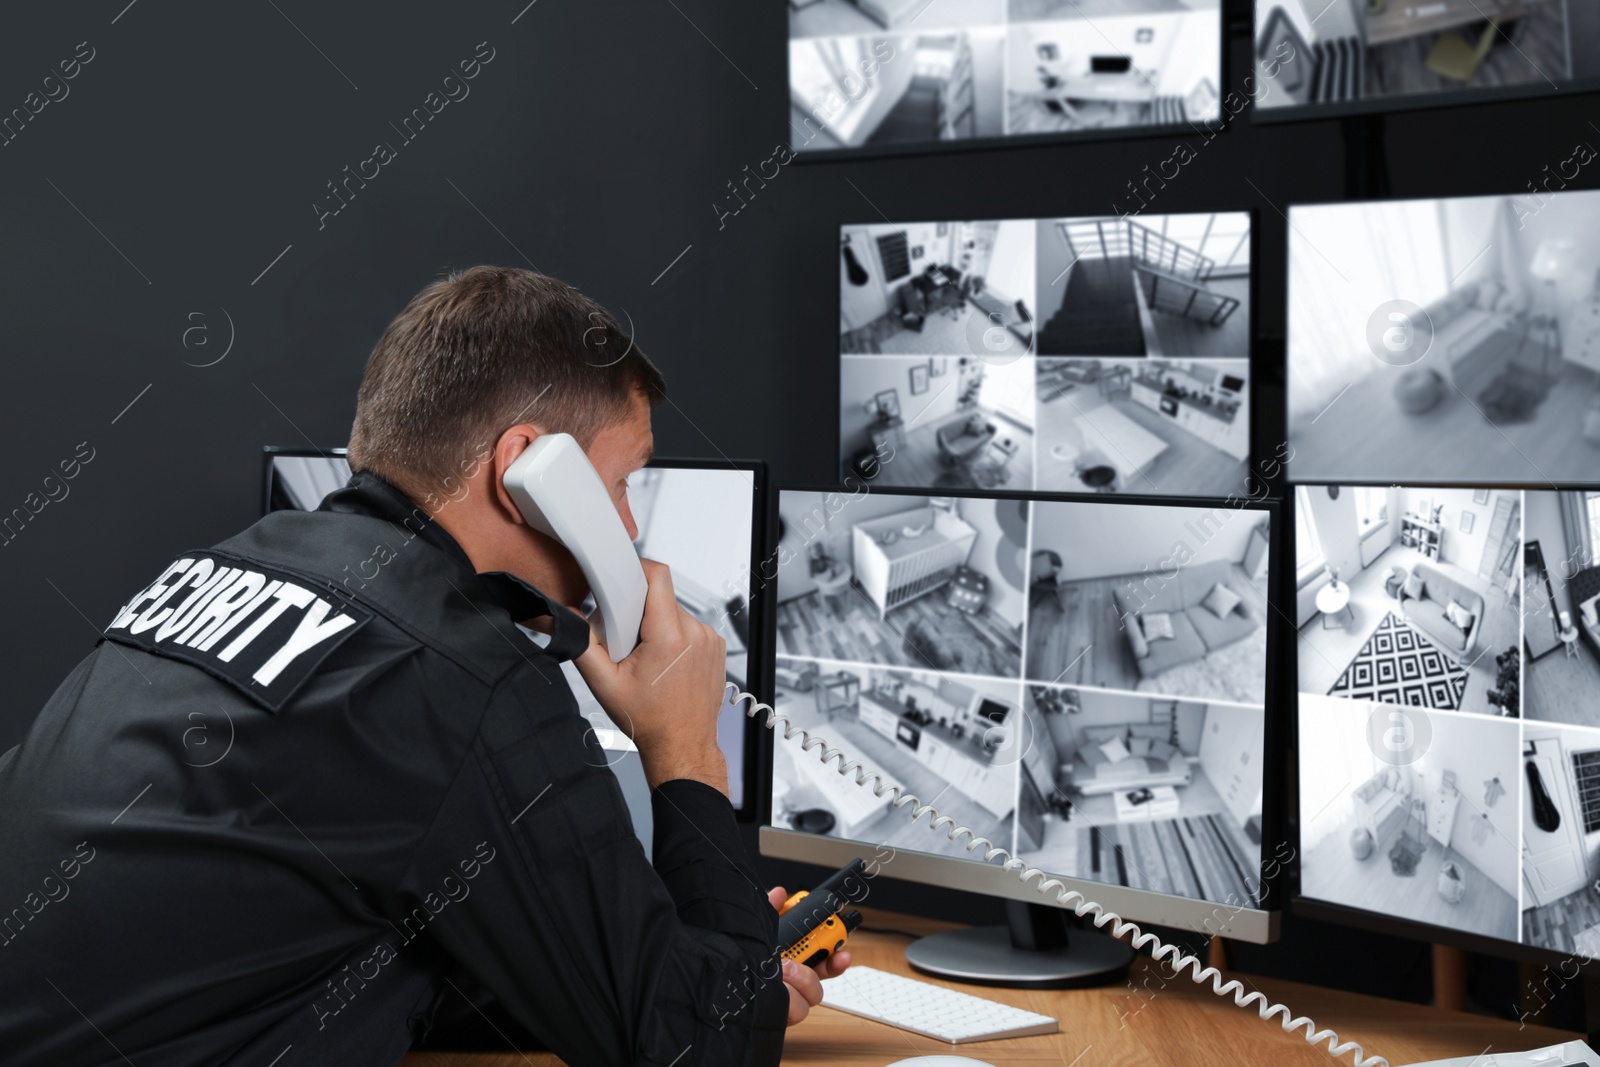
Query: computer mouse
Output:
[[884, 1058, 996, 1067]]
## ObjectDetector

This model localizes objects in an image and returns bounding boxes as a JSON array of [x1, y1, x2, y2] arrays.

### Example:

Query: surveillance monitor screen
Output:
[[1295, 484, 1600, 958], [1286, 189, 1600, 485], [769, 488, 1273, 911], [839, 213, 1254, 499], [787, 1, 1222, 156], [1253, 0, 1600, 121]]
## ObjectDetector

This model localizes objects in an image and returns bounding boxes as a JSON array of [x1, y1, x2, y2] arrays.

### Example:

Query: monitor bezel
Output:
[[1284, 477, 1600, 972], [640, 457, 770, 822], [1251, 79, 1600, 129], [261, 447, 772, 822], [786, 2, 1231, 164], [758, 480, 1287, 944]]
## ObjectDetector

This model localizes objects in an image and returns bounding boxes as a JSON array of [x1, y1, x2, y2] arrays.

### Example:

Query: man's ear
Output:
[[492, 423, 545, 525]]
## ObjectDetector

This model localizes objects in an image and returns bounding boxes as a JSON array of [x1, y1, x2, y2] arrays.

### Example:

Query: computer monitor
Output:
[[839, 212, 1255, 500], [1293, 483, 1600, 965], [261, 448, 767, 825], [762, 485, 1282, 985], [262, 447, 351, 512], [1285, 187, 1600, 486], [1252, 0, 1600, 122], [787, 2, 1223, 158]]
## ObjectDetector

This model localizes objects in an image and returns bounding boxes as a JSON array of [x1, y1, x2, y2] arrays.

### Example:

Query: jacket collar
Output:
[[318, 471, 591, 662]]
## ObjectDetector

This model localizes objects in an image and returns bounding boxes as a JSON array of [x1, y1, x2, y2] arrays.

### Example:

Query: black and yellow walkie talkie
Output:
[[777, 858, 866, 969]]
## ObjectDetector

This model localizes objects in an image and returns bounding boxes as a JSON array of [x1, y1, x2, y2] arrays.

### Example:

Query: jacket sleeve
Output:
[[392, 676, 788, 1066]]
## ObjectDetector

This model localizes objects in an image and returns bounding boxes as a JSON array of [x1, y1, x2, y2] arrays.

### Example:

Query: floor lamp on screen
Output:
[[1528, 238, 1578, 378]]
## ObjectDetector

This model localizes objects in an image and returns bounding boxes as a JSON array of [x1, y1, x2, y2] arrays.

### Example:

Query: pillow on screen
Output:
[[1445, 599, 1476, 632], [1126, 736, 1153, 757], [1402, 573, 1426, 601], [1201, 582, 1242, 620], [1147, 740, 1177, 764], [1081, 726, 1126, 746], [1127, 615, 1150, 659], [1098, 737, 1131, 764], [1079, 745, 1109, 769], [1141, 612, 1175, 642]]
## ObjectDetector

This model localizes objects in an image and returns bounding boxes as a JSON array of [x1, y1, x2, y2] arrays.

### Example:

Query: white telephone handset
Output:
[[502, 433, 648, 662]]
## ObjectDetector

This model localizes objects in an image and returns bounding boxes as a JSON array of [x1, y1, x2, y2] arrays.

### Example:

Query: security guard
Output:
[[0, 267, 847, 1065]]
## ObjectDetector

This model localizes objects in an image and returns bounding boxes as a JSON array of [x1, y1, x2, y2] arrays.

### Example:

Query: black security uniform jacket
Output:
[[0, 472, 787, 1066]]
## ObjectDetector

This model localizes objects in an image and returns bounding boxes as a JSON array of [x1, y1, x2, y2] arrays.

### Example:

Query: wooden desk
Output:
[[399, 908, 1575, 1066]]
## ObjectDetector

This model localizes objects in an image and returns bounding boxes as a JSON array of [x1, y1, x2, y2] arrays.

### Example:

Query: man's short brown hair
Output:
[[348, 266, 664, 498]]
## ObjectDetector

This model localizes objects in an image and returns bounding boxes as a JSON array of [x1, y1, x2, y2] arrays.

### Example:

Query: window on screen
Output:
[[1295, 486, 1324, 581], [1354, 486, 1385, 532]]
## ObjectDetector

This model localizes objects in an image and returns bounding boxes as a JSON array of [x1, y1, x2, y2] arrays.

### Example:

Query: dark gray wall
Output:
[[4, 0, 1589, 748], [2, 0, 1597, 1019]]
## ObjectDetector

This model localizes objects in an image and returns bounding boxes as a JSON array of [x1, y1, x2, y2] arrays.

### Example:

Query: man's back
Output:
[[0, 473, 787, 1066]]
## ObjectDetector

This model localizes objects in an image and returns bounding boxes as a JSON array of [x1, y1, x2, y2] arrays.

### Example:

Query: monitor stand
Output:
[[904, 900, 1134, 989]]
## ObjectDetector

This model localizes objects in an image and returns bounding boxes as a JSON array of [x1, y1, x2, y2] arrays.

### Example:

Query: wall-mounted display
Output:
[[838, 212, 1253, 499], [1253, 0, 1600, 122], [789, 0, 1222, 157], [771, 487, 1272, 908], [1294, 482, 1600, 959], [1286, 188, 1600, 485]]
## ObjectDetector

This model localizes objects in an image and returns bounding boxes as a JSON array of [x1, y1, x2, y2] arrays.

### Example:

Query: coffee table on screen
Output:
[[1317, 579, 1354, 630], [1113, 785, 1181, 822], [1076, 406, 1168, 486]]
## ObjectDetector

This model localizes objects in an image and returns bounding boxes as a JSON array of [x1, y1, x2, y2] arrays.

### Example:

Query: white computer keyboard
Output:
[[1400, 1040, 1600, 1066], [819, 965, 1059, 1044]]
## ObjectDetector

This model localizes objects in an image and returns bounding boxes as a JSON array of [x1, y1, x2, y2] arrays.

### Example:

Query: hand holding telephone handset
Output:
[[503, 432, 649, 661], [503, 431, 832, 1023], [502, 432, 726, 796], [505, 435, 1387, 1066]]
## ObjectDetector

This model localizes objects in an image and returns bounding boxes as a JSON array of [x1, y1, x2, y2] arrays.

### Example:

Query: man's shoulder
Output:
[[101, 544, 387, 714], [115, 508, 556, 694]]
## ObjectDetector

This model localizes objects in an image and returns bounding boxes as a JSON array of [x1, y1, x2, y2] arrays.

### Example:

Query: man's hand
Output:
[[574, 558, 729, 796], [767, 886, 852, 1026]]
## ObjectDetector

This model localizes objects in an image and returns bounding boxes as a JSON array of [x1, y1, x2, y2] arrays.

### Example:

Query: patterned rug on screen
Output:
[[1328, 611, 1468, 709]]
